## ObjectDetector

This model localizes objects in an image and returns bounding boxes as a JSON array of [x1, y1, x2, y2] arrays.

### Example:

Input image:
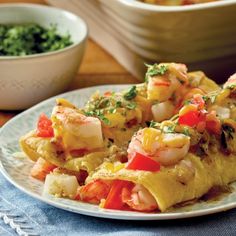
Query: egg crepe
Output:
[[20, 130, 108, 173], [20, 62, 233, 213], [90, 151, 236, 212]]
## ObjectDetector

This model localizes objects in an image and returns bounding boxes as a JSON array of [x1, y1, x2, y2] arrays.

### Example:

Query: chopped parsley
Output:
[[99, 98, 110, 108], [109, 108, 116, 114], [149, 120, 158, 128], [84, 87, 138, 123], [183, 127, 190, 136], [184, 100, 191, 105], [163, 124, 176, 133], [202, 96, 208, 102], [123, 86, 137, 100], [145, 63, 168, 82], [0, 24, 72, 56], [84, 110, 110, 125], [115, 101, 122, 108], [203, 94, 217, 104], [126, 102, 137, 110]]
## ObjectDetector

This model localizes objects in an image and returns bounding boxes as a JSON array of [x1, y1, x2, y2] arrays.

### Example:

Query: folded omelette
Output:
[[19, 62, 236, 212]]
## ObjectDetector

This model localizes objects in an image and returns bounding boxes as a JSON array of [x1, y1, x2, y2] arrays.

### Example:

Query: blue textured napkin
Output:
[[0, 173, 236, 236]]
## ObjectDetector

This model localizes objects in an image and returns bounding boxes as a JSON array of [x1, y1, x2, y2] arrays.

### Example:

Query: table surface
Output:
[[0, 0, 138, 127]]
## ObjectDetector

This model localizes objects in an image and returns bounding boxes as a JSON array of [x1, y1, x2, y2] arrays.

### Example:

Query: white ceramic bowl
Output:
[[0, 3, 87, 110], [48, 0, 236, 83]]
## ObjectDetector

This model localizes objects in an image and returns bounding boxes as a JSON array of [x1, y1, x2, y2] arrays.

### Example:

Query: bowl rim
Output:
[[117, 0, 236, 12], [0, 3, 88, 61]]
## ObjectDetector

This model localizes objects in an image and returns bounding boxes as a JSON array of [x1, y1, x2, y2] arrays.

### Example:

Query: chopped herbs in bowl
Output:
[[0, 3, 87, 110], [0, 24, 73, 56]]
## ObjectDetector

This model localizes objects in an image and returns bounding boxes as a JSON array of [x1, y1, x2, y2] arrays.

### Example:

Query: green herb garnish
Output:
[[84, 110, 111, 125], [202, 94, 217, 104], [109, 108, 116, 114], [183, 127, 190, 136], [163, 124, 176, 133], [126, 102, 137, 110], [0, 24, 72, 56], [145, 63, 168, 82], [202, 95, 209, 103], [123, 86, 137, 100], [149, 120, 158, 128], [184, 100, 191, 105], [115, 101, 122, 108]]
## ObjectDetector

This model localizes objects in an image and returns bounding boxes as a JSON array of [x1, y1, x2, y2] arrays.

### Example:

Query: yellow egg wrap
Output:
[[20, 131, 107, 173], [90, 152, 236, 212]]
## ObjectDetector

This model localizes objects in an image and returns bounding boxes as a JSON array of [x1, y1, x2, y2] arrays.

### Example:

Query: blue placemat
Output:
[[0, 173, 236, 236]]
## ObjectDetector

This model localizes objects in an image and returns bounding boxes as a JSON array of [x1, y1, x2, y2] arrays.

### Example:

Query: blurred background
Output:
[[47, 0, 236, 83]]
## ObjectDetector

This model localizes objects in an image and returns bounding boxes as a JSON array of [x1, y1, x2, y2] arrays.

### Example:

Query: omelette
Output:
[[19, 62, 236, 212]]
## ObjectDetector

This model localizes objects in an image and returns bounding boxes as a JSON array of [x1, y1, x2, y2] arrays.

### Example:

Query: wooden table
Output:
[[0, 0, 138, 127]]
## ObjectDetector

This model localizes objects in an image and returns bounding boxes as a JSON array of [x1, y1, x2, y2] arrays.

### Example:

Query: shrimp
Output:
[[121, 184, 158, 212], [209, 105, 231, 120], [76, 179, 112, 204], [127, 128, 190, 166], [51, 103, 104, 151], [78, 179, 158, 212], [223, 73, 236, 89], [151, 100, 175, 122], [147, 63, 188, 102]]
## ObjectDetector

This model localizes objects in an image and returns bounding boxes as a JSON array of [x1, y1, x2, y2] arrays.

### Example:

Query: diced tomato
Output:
[[125, 118, 137, 128], [179, 110, 202, 127], [192, 94, 205, 110], [36, 113, 54, 138], [205, 112, 221, 135], [126, 152, 160, 172], [196, 121, 206, 133], [104, 91, 112, 97], [30, 157, 56, 181], [103, 180, 132, 210], [153, 81, 171, 87], [119, 155, 128, 163]]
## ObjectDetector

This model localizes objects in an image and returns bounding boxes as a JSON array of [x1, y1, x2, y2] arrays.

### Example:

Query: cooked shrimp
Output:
[[76, 179, 111, 204], [51, 104, 104, 151], [209, 105, 231, 120], [121, 184, 158, 212], [127, 128, 190, 166], [151, 100, 175, 122], [147, 63, 188, 102], [168, 63, 188, 83], [223, 73, 236, 89]]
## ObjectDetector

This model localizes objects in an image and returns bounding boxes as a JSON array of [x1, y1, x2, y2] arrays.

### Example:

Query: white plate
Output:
[[1, 85, 236, 220]]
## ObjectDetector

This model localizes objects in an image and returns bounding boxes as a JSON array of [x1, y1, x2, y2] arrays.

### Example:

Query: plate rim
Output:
[[1, 84, 236, 220]]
